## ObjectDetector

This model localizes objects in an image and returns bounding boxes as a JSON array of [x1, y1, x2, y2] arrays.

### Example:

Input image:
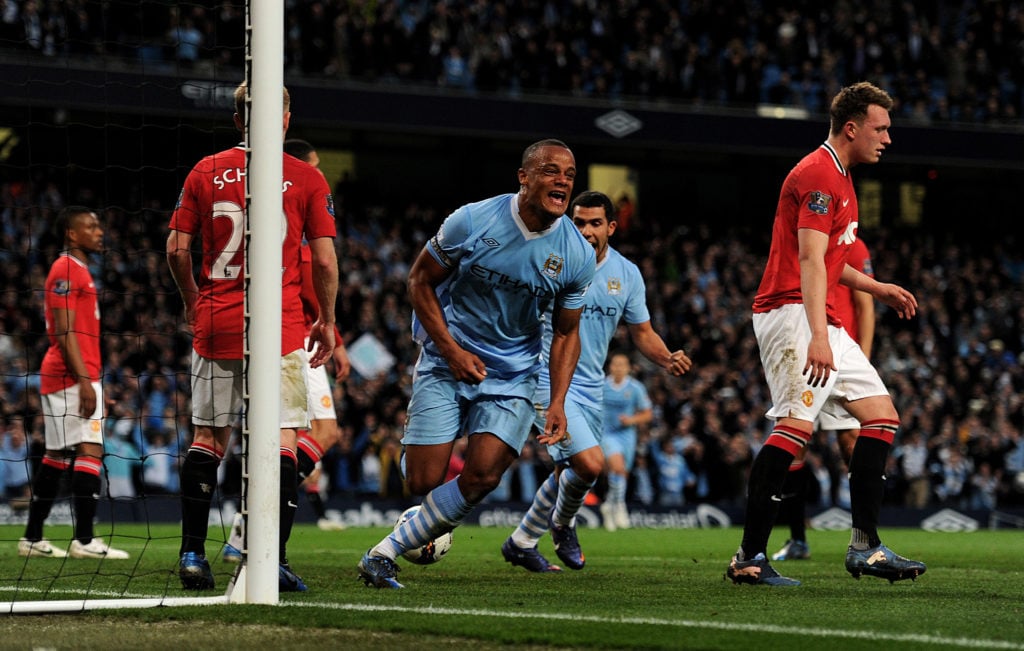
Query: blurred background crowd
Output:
[[0, 0, 1023, 516], [2, 176, 1022, 513], [1, 0, 1022, 125]]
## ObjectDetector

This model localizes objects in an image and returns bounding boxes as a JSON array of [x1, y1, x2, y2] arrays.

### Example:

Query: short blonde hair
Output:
[[233, 81, 291, 117]]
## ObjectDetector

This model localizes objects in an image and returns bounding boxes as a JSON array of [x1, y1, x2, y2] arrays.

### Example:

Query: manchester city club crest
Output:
[[542, 254, 564, 278], [607, 277, 621, 295]]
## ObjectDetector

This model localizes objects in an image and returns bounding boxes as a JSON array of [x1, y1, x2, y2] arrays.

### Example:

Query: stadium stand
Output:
[[1, 172, 1022, 510], [0, 0, 1021, 514], [0, 1, 1021, 125]]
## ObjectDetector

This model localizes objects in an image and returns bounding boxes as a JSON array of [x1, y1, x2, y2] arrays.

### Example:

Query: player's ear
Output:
[[65, 221, 80, 246], [606, 219, 617, 237], [844, 120, 858, 140], [233, 113, 244, 132]]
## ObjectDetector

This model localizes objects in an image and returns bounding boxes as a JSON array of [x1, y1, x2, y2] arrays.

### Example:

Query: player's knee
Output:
[[310, 420, 341, 448], [405, 469, 446, 496], [457, 468, 503, 501], [570, 456, 603, 483]]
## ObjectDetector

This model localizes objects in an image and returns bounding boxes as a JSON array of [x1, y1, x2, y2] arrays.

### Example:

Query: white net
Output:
[[0, 0, 267, 611]]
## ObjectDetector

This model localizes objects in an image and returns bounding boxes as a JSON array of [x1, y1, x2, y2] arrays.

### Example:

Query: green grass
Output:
[[0, 523, 1022, 650]]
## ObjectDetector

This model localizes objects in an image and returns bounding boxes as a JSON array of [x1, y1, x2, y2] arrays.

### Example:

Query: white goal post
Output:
[[237, 0, 285, 606], [0, 0, 284, 613]]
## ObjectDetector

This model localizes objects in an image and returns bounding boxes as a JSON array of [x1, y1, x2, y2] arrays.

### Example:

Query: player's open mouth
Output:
[[549, 192, 567, 205]]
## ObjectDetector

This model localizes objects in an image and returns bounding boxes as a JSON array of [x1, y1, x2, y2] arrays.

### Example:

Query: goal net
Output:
[[0, 0, 283, 611]]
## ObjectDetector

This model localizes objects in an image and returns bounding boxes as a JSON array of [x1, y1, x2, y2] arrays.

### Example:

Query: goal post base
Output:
[[227, 561, 247, 604]]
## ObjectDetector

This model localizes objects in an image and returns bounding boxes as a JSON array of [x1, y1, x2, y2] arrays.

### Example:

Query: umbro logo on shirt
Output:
[[481, 238, 500, 247]]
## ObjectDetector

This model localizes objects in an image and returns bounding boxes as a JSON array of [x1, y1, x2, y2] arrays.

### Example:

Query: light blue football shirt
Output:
[[536, 246, 649, 409], [603, 376, 652, 439], [413, 193, 595, 376]]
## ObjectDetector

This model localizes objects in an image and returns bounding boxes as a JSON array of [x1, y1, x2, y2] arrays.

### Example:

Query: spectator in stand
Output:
[[934, 445, 973, 506], [5, 2, 1024, 125], [631, 447, 655, 507], [142, 430, 176, 495], [103, 431, 141, 500], [970, 462, 999, 510], [895, 429, 931, 508], [0, 418, 32, 510], [649, 436, 694, 508]]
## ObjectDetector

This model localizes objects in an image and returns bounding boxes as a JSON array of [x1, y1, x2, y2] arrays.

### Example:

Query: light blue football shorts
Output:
[[403, 351, 538, 453], [601, 430, 638, 472], [533, 396, 602, 465]]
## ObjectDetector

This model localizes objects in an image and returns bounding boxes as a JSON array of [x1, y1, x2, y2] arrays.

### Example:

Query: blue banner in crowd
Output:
[[6, 499, 1017, 533]]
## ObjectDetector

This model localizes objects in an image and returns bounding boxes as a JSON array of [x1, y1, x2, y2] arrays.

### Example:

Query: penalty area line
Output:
[[287, 601, 1024, 650]]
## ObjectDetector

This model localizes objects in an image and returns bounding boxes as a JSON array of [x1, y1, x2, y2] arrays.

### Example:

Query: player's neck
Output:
[[523, 212, 557, 232], [826, 135, 854, 170], [64, 246, 90, 263], [517, 198, 558, 232]]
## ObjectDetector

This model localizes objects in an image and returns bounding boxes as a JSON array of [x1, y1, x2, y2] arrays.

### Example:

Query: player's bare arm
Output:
[[840, 263, 917, 319], [51, 304, 96, 417], [332, 333, 351, 382], [165, 229, 199, 329], [627, 320, 692, 377], [408, 247, 487, 383], [798, 227, 834, 387], [872, 282, 918, 319], [541, 304, 583, 446], [620, 407, 653, 427], [307, 235, 339, 368], [852, 287, 875, 358]]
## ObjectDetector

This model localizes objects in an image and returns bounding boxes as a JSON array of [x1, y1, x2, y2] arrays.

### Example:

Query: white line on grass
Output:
[[0, 585, 167, 600], [287, 601, 1024, 650]]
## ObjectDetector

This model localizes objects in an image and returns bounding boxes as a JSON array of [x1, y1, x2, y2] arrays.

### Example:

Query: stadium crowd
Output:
[[0, 1, 1022, 126], [1, 0, 1023, 515], [1, 168, 1023, 513]]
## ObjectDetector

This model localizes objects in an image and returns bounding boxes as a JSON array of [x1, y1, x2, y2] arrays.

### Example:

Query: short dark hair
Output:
[[55, 206, 94, 243], [284, 138, 315, 163], [829, 82, 894, 135], [570, 190, 616, 222], [521, 138, 570, 168]]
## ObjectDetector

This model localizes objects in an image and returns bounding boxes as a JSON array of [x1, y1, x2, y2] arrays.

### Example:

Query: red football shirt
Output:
[[40, 254, 101, 394], [169, 146, 336, 358], [833, 236, 873, 342], [753, 143, 858, 326], [299, 243, 317, 329]]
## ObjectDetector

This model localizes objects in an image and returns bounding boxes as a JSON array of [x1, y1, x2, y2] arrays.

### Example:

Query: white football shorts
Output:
[[190, 355, 243, 428], [41, 381, 104, 450], [191, 349, 309, 429], [303, 335, 336, 421], [754, 303, 887, 425]]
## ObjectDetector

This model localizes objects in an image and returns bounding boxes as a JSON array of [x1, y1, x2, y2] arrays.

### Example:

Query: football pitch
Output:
[[0, 523, 1021, 650]]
